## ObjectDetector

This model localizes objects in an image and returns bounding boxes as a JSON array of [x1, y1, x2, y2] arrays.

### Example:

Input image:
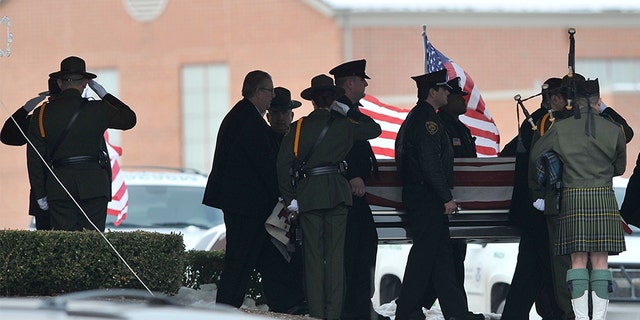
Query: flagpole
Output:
[[422, 24, 428, 74]]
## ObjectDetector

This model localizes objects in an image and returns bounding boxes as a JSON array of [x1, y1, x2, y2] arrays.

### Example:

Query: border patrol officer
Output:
[[394, 69, 482, 320]]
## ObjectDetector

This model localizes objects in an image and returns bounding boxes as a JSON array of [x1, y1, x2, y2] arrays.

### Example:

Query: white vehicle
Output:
[[29, 169, 227, 251], [374, 177, 639, 319], [105, 169, 226, 251], [0, 289, 272, 320]]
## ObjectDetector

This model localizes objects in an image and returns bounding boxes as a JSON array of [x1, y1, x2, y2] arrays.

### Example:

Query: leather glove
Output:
[[330, 101, 350, 116], [533, 198, 545, 211], [88, 79, 108, 98], [36, 197, 49, 211], [287, 199, 299, 213], [22, 93, 47, 112]]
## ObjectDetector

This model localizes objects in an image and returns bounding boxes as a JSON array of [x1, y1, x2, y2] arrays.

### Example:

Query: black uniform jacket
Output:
[[1, 107, 30, 146], [27, 89, 136, 201], [202, 98, 280, 218], [336, 95, 377, 182], [437, 111, 477, 158], [621, 152, 640, 228], [395, 100, 454, 203]]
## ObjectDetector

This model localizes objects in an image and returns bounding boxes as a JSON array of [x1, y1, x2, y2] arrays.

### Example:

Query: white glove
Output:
[[599, 101, 608, 113], [331, 101, 350, 116], [533, 199, 545, 211], [88, 79, 108, 98], [287, 199, 299, 213], [36, 197, 49, 211], [22, 93, 47, 112]]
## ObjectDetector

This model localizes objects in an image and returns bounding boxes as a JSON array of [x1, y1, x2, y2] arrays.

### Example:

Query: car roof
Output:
[[121, 168, 208, 187]]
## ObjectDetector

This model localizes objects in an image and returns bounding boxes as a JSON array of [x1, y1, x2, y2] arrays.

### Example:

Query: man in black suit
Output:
[[202, 70, 305, 314]]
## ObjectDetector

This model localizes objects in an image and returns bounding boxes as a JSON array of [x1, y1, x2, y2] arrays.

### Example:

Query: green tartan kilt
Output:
[[555, 186, 626, 256]]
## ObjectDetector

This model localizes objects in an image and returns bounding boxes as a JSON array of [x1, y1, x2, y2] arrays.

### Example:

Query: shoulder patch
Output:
[[425, 121, 438, 135]]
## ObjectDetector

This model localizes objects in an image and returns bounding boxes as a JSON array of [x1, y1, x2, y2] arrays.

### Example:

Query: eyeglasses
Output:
[[259, 87, 274, 94]]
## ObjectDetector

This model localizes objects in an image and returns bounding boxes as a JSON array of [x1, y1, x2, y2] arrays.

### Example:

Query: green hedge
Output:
[[0, 230, 265, 304], [0, 230, 184, 296]]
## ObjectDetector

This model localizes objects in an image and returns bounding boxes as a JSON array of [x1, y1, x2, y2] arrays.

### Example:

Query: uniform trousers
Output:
[[342, 196, 379, 320], [501, 211, 562, 320], [216, 210, 304, 313], [420, 240, 467, 310], [395, 185, 469, 320], [301, 204, 348, 320], [546, 214, 574, 320], [49, 196, 107, 231]]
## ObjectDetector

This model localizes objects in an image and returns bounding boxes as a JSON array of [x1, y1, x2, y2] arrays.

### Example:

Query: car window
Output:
[[106, 185, 223, 229]]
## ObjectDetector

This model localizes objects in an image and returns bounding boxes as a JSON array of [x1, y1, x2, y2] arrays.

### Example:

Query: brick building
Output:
[[1, 0, 639, 229]]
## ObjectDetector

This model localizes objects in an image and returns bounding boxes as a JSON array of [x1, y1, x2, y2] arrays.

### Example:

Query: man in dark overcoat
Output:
[[202, 70, 305, 314]]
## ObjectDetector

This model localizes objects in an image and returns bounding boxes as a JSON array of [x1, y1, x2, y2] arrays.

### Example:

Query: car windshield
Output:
[[106, 185, 223, 229]]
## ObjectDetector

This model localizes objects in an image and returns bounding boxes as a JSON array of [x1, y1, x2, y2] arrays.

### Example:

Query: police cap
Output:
[[446, 77, 468, 96], [329, 59, 371, 80]]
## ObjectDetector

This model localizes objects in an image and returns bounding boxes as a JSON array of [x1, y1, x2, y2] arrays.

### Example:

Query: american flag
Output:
[[366, 157, 515, 210], [105, 131, 128, 226], [423, 29, 500, 157]]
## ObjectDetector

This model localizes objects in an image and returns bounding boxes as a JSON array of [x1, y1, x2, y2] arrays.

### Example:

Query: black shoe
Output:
[[286, 302, 309, 315]]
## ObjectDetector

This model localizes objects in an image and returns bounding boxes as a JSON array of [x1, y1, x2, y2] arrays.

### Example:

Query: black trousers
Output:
[[395, 186, 470, 320], [342, 196, 379, 320], [216, 210, 305, 313], [420, 240, 467, 309], [49, 196, 107, 231], [502, 212, 562, 320]]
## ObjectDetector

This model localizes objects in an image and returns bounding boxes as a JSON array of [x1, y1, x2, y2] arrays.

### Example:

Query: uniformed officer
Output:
[[529, 78, 626, 320], [329, 59, 381, 320], [267, 87, 301, 140], [418, 77, 477, 311], [500, 77, 565, 320], [276, 74, 381, 320], [526, 75, 632, 320], [394, 69, 482, 320], [621, 151, 640, 228], [27, 56, 137, 232]]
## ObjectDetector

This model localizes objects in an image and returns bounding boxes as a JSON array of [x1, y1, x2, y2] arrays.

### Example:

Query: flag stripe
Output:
[[104, 131, 128, 226], [366, 158, 515, 209], [424, 31, 500, 157]]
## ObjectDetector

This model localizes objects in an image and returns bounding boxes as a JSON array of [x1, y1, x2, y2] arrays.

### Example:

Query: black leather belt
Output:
[[51, 155, 99, 168], [303, 161, 348, 178]]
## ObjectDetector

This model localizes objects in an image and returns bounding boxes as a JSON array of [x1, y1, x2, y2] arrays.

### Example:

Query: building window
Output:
[[577, 59, 640, 92], [181, 64, 230, 173], [122, 0, 169, 22]]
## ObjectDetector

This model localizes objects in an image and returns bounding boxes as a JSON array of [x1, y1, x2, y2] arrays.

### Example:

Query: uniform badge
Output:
[[452, 138, 462, 146], [425, 121, 438, 135]]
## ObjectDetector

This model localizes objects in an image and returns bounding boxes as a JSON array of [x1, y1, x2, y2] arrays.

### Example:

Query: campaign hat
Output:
[[49, 56, 97, 80], [269, 87, 302, 111], [301, 74, 345, 101], [329, 59, 370, 80]]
